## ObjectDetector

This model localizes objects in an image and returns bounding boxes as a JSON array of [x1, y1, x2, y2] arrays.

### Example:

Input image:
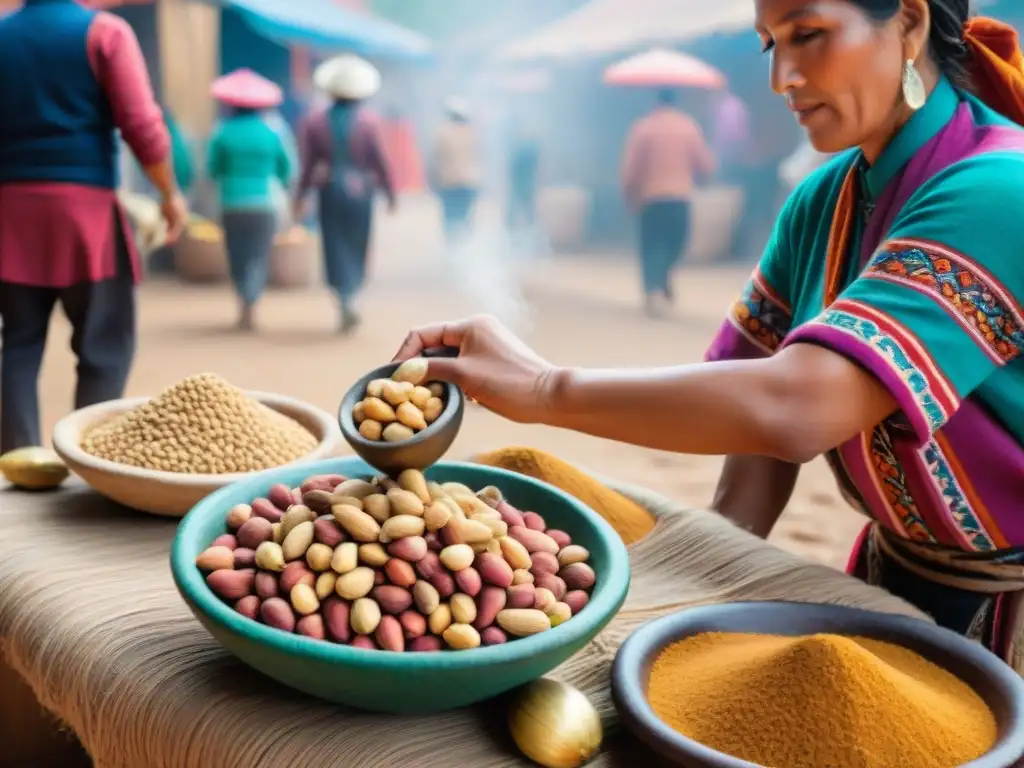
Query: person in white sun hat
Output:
[[294, 54, 396, 334], [431, 95, 482, 245]]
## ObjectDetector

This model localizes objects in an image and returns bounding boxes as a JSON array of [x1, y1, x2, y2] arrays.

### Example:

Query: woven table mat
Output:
[[0, 478, 926, 768]]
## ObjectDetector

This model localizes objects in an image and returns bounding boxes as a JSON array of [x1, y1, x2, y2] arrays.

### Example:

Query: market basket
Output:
[[269, 226, 320, 289], [174, 218, 229, 283]]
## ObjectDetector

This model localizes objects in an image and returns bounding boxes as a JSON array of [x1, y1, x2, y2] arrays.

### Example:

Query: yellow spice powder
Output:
[[475, 447, 655, 545], [647, 632, 997, 768]]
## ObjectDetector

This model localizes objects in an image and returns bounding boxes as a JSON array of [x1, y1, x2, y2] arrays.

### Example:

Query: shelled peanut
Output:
[[351, 358, 446, 443], [196, 468, 597, 652]]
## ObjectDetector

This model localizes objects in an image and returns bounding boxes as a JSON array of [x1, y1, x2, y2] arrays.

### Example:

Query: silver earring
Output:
[[902, 58, 926, 111]]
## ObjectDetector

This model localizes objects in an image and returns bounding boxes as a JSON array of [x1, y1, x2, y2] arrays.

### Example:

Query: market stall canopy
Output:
[[500, 0, 752, 62], [3, 0, 432, 60], [603, 47, 725, 88], [220, 0, 432, 60]]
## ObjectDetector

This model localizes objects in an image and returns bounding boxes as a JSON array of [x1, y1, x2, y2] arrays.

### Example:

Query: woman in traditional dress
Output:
[[293, 54, 396, 335], [207, 69, 294, 331], [395, 0, 1024, 671]]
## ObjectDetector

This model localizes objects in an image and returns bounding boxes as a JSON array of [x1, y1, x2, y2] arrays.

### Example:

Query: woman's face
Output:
[[754, 0, 911, 156]]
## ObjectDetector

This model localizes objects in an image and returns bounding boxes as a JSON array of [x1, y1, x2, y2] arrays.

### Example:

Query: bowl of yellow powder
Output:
[[611, 601, 1024, 768], [52, 373, 343, 517]]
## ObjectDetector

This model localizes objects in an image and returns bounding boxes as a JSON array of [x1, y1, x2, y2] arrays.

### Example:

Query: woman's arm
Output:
[[544, 342, 895, 464], [88, 13, 171, 191], [712, 455, 800, 537]]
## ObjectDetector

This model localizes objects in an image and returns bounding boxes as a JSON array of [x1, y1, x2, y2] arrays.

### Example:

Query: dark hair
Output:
[[851, 0, 972, 87], [657, 88, 677, 105]]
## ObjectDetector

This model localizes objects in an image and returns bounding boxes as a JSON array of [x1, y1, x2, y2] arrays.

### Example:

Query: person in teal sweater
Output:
[[207, 105, 294, 330]]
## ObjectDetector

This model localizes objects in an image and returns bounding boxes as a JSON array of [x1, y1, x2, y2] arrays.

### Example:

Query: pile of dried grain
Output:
[[82, 373, 317, 474]]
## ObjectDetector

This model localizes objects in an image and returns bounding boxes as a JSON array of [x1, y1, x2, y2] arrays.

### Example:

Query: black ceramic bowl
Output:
[[339, 361, 465, 475], [612, 601, 1024, 768]]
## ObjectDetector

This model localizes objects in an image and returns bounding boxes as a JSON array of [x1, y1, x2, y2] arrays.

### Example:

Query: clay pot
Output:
[[537, 186, 590, 252], [269, 229, 320, 289], [173, 225, 229, 283], [687, 185, 743, 264]]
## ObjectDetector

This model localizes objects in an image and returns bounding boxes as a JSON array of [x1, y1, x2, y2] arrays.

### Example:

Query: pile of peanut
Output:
[[83, 373, 318, 474], [352, 358, 446, 443], [196, 469, 597, 651]]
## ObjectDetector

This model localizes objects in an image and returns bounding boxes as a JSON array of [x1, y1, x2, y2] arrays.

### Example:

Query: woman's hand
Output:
[[393, 315, 558, 424]]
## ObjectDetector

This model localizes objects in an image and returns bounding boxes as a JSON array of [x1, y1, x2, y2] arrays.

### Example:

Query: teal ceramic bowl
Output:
[[171, 457, 631, 713]]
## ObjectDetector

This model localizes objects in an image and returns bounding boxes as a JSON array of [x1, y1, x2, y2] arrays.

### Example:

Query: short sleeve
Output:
[[782, 152, 1024, 446], [704, 191, 798, 362]]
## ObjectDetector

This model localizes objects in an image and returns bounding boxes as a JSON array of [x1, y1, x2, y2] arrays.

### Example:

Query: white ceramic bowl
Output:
[[52, 391, 343, 517]]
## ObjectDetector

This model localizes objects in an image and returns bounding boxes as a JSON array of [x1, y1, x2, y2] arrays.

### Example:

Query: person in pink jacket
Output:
[[621, 89, 716, 317]]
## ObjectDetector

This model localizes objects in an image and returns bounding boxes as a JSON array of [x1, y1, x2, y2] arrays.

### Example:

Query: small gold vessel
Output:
[[0, 446, 70, 490]]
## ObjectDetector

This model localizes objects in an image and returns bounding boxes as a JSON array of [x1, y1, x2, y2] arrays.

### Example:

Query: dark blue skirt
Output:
[[222, 210, 276, 305], [318, 182, 372, 302]]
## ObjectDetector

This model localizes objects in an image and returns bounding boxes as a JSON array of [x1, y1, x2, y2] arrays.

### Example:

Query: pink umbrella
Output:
[[603, 48, 726, 89], [210, 68, 284, 109]]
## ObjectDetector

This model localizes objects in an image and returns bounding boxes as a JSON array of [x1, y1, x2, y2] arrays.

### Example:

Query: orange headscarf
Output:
[[964, 17, 1024, 126]]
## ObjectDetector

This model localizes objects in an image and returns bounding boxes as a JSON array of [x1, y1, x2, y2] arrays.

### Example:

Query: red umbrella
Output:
[[210, 68, 284, 109], [603, 48, 726, 89]]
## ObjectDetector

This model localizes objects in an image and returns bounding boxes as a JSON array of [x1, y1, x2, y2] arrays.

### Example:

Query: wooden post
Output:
[[157, 0, 220, 137]]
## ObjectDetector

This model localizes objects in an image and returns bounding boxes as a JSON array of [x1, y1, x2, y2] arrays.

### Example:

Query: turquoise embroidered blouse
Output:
[[206, 112, 295, 212], [706, 77, 1024, 551]]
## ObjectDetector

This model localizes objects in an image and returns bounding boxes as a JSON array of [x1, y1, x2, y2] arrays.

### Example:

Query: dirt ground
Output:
[[31, 197, 866, 569]]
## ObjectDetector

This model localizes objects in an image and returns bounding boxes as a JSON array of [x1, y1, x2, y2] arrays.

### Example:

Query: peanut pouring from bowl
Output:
[[338, 358, 465, 475], [355, 359, 444, 443]]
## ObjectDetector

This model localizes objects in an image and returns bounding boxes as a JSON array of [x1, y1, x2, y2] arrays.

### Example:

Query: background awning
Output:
[[603, 48, 726, 89], [0, 0, 431, 60], [500, 0, 753, 62], [219, 0, 432, 60]]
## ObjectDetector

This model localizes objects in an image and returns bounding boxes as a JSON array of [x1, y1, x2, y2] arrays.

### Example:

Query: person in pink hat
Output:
[[206, 68, 294, 331]]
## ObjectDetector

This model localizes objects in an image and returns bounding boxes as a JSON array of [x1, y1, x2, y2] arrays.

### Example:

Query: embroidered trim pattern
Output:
[[727, 268, 792, 354], [920, 439, 996, 552], [864, 239, 1024, 364], [804, 299, 957, 435], [870, 426, 936, 544]]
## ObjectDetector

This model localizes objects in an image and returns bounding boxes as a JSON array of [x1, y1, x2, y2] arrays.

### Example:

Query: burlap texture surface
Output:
[[0, 478, 928, 768]]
